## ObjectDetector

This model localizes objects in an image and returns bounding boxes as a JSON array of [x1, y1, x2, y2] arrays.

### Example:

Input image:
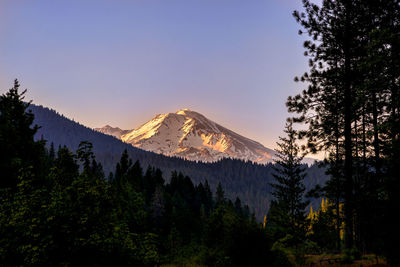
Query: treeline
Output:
[[29, 103, 328, 220], [286, 0, 400, 264], [0, 82, 289, 266]]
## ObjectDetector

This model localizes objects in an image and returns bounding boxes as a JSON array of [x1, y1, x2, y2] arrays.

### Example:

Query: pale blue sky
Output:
[[0, 0, 311, 152]]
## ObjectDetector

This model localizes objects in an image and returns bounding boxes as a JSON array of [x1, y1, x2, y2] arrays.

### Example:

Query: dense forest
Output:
[[29, 103, 328, 221], [0, 82, 289, 266]]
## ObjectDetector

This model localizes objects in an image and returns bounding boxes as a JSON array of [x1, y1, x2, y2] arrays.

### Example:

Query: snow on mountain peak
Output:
[[93, 109, 277, 164], [176, 108, 191, 114]]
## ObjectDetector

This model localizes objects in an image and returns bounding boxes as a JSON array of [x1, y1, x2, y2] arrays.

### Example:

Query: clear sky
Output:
[[0, 0, 314, 154]]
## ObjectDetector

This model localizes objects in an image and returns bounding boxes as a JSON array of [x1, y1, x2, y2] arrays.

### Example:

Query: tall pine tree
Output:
[[269, 121, 309, 244], [0, 79, 46, 190]]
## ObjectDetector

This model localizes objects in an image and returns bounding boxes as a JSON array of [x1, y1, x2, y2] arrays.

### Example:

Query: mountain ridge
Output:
[[94, 124, 131, 139]]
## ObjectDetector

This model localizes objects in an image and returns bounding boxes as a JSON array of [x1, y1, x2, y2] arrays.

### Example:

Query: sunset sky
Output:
[[0, 0, 315, 155]]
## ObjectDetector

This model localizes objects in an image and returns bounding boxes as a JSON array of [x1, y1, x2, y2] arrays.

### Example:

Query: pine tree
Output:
[[215, 182, 225, 205], [114, 149, 132, 184], [270, 120, 309, 243], [0, 79, 46, 189], [49, 142, 55, 161]]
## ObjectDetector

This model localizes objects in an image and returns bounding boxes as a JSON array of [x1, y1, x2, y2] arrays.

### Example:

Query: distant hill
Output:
[[30, 104, 328, 220]]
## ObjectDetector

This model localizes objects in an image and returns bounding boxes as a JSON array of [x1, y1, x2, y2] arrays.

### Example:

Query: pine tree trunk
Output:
[[335, 122, 342, 252], [372, 92, 380, 177], [343, 0, 354, 249]]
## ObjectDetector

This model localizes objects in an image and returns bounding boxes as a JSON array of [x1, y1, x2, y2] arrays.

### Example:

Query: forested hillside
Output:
[[0, 85, 279, 266], [30, 104, 328, 219]]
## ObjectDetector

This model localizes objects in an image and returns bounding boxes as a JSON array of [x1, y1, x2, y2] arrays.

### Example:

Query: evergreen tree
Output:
[[269, 121, 309, 243], [215, 182, 225, 205], [0, 79, 46, 189], [48, 142, 55, 161]]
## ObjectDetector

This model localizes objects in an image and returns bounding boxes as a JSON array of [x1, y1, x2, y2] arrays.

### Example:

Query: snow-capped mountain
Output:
[[96, 109, 277, 164], [94, 125, 131, 139]]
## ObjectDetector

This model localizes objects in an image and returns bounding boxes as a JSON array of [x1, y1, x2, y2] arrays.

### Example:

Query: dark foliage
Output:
[[288, 0, 400, 263], [0, 81, 288, 266]]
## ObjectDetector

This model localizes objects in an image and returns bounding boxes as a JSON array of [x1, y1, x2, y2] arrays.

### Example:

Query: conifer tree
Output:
[[215, 182, 225, 205], [270, 120, 309, 243], [0, 79, 46, 189], [49, 142, 55, 161]]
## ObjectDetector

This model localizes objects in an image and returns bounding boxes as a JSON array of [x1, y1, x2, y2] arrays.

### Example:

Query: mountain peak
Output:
[[94, 125, 131, 139], [176, 108, 191, 112], [104, 109, 277, 164], [175, 108, 197, 116]]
